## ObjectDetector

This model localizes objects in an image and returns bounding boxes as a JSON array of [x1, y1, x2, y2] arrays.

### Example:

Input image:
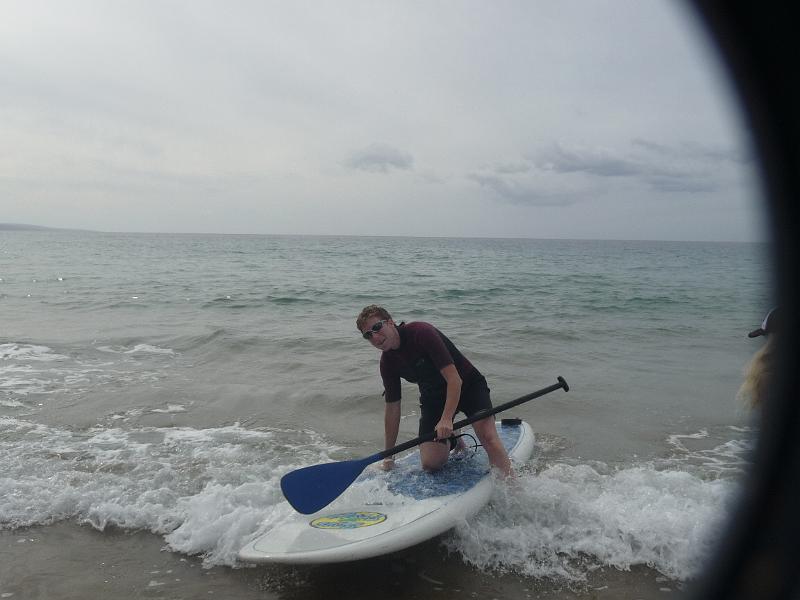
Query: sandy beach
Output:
[[1, 522, 687, 600]]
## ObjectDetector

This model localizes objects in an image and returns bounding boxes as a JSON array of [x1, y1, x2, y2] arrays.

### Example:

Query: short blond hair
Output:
[[356, 305, 392, 332], [738, 338, 777, 409]]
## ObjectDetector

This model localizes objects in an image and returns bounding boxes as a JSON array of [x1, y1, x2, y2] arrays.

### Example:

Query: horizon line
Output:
[[0, 222, 766, 244]]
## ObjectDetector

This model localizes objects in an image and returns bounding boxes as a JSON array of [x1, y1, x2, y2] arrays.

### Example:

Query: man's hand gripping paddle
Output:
[[280, 376, 569, 514]]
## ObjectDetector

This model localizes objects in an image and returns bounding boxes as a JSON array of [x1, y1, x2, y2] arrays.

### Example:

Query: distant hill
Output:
[[0, 223, 53, 231], [0, 223, 86, 231]]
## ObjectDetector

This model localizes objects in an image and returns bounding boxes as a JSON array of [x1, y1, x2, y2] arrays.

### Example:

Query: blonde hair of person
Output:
[[738, 337, 777, 409]]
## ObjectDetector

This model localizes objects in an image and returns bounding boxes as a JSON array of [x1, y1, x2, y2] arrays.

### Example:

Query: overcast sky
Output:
[[1, 1, 765, 241]]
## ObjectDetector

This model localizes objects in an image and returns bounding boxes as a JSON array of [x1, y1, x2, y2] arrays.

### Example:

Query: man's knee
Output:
[[472, 418, 498, 439], [420, 442, 448, 472]]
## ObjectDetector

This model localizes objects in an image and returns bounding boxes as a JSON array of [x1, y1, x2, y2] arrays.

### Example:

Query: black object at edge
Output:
[[687, 2, 800, 599]]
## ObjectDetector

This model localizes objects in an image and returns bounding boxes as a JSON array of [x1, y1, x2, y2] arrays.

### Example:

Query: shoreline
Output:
[[0, 522, 684, 600]]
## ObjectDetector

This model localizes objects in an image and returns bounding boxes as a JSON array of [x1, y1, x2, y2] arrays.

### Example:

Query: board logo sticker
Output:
[[310, 511, 388, 529]]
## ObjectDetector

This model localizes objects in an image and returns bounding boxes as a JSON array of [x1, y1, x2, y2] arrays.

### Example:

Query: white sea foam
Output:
[[0, 364, 60, 396], [151, 404, 187, 414], [0, 343, 67, 362], [0, 399, 25, 408], [0, 363, 131, 399], [0, 418, 339, 567], [446, 458, 740, 582], [97, 344, 175, 356], [0, 343, 170, 406], [0, 415, 748, 577], [126, 344, 175, 356], [666, 428, 755, 478]]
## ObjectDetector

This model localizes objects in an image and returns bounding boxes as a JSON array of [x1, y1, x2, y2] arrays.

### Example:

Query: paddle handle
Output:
[[376, 375, 569, 460]]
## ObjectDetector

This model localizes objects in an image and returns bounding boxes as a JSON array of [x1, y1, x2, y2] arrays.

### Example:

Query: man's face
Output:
[[361, 316, 400, 352]]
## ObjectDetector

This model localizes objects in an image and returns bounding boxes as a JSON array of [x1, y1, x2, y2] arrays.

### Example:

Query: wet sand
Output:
[[0, 523, 686, 600]]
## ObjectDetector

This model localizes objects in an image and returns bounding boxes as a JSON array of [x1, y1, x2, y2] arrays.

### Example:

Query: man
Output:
[[356, 305, 512, 475]]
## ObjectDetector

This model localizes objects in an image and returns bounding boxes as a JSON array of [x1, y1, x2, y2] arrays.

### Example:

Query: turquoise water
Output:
[[0, 231, 770, 584]]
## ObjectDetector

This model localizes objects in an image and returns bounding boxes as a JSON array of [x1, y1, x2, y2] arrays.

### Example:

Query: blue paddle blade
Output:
[[280, 454, 382, 514]]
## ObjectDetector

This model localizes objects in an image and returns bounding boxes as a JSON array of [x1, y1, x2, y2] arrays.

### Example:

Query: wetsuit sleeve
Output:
[[380, 361, 402, 403], [413, 324, 454, 370]]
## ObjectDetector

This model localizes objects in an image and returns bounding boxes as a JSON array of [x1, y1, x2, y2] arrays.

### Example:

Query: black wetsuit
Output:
[[379, 322, 492, 435]]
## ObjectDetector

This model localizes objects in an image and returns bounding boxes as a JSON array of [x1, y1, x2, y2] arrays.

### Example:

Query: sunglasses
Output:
[[362, 320, 388, 340]]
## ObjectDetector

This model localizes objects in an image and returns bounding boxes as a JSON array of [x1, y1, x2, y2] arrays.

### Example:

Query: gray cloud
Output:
[[536, 144, 642, 177], [470, 137, 748, 205], [532, 140, 747, 193], [345, 143, 414, 173], [493, 161, 532, 175], [632, 138, 752, 164], [467, 173, 581, 207], [644, 175, 717, 193]]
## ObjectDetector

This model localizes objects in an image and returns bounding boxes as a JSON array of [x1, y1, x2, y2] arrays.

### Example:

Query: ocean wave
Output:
[[97, 343, 176, 356], [267, 295, 318, 305], [0, 364, 59, 396], [0, 343, 68, 362], [150, 404, 188, 414], [443, 430, 751, 582], [0, 342, 172, 408], [437, 287, 506, 300], [199, 294, 321, 310], [0, 416, 748, 577], [168, 328, 227, 351], [665, 428, 755, 479], [446, 460, 738, 582], [0, 418, 340, 567]]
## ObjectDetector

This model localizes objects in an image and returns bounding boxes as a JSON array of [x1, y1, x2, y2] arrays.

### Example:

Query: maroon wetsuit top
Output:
[[379, 322, 480, 404]]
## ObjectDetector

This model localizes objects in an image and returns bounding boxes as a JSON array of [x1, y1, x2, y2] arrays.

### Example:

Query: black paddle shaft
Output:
[[376, 375, 569, 460]]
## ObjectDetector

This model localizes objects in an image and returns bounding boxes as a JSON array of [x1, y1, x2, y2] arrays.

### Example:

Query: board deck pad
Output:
[[385, 423, 522, 498], [238, 420, 534, 564]]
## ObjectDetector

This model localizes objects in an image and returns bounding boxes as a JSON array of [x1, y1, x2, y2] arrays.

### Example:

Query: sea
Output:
[[0, 231, 770, 599]]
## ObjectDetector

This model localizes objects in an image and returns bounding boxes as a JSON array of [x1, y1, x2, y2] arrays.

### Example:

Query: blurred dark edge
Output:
[[686, 2, 800, 599]]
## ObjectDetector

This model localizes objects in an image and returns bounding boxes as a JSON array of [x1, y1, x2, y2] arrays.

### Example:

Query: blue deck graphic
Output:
[[379, 423, 522, 500]]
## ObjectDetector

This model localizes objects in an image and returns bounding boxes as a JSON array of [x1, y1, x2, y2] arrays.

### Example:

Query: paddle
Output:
[[280, 375, 569, 514]]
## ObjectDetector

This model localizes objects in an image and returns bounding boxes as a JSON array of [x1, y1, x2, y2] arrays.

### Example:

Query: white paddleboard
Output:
[[238, 419, 534, 564]]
